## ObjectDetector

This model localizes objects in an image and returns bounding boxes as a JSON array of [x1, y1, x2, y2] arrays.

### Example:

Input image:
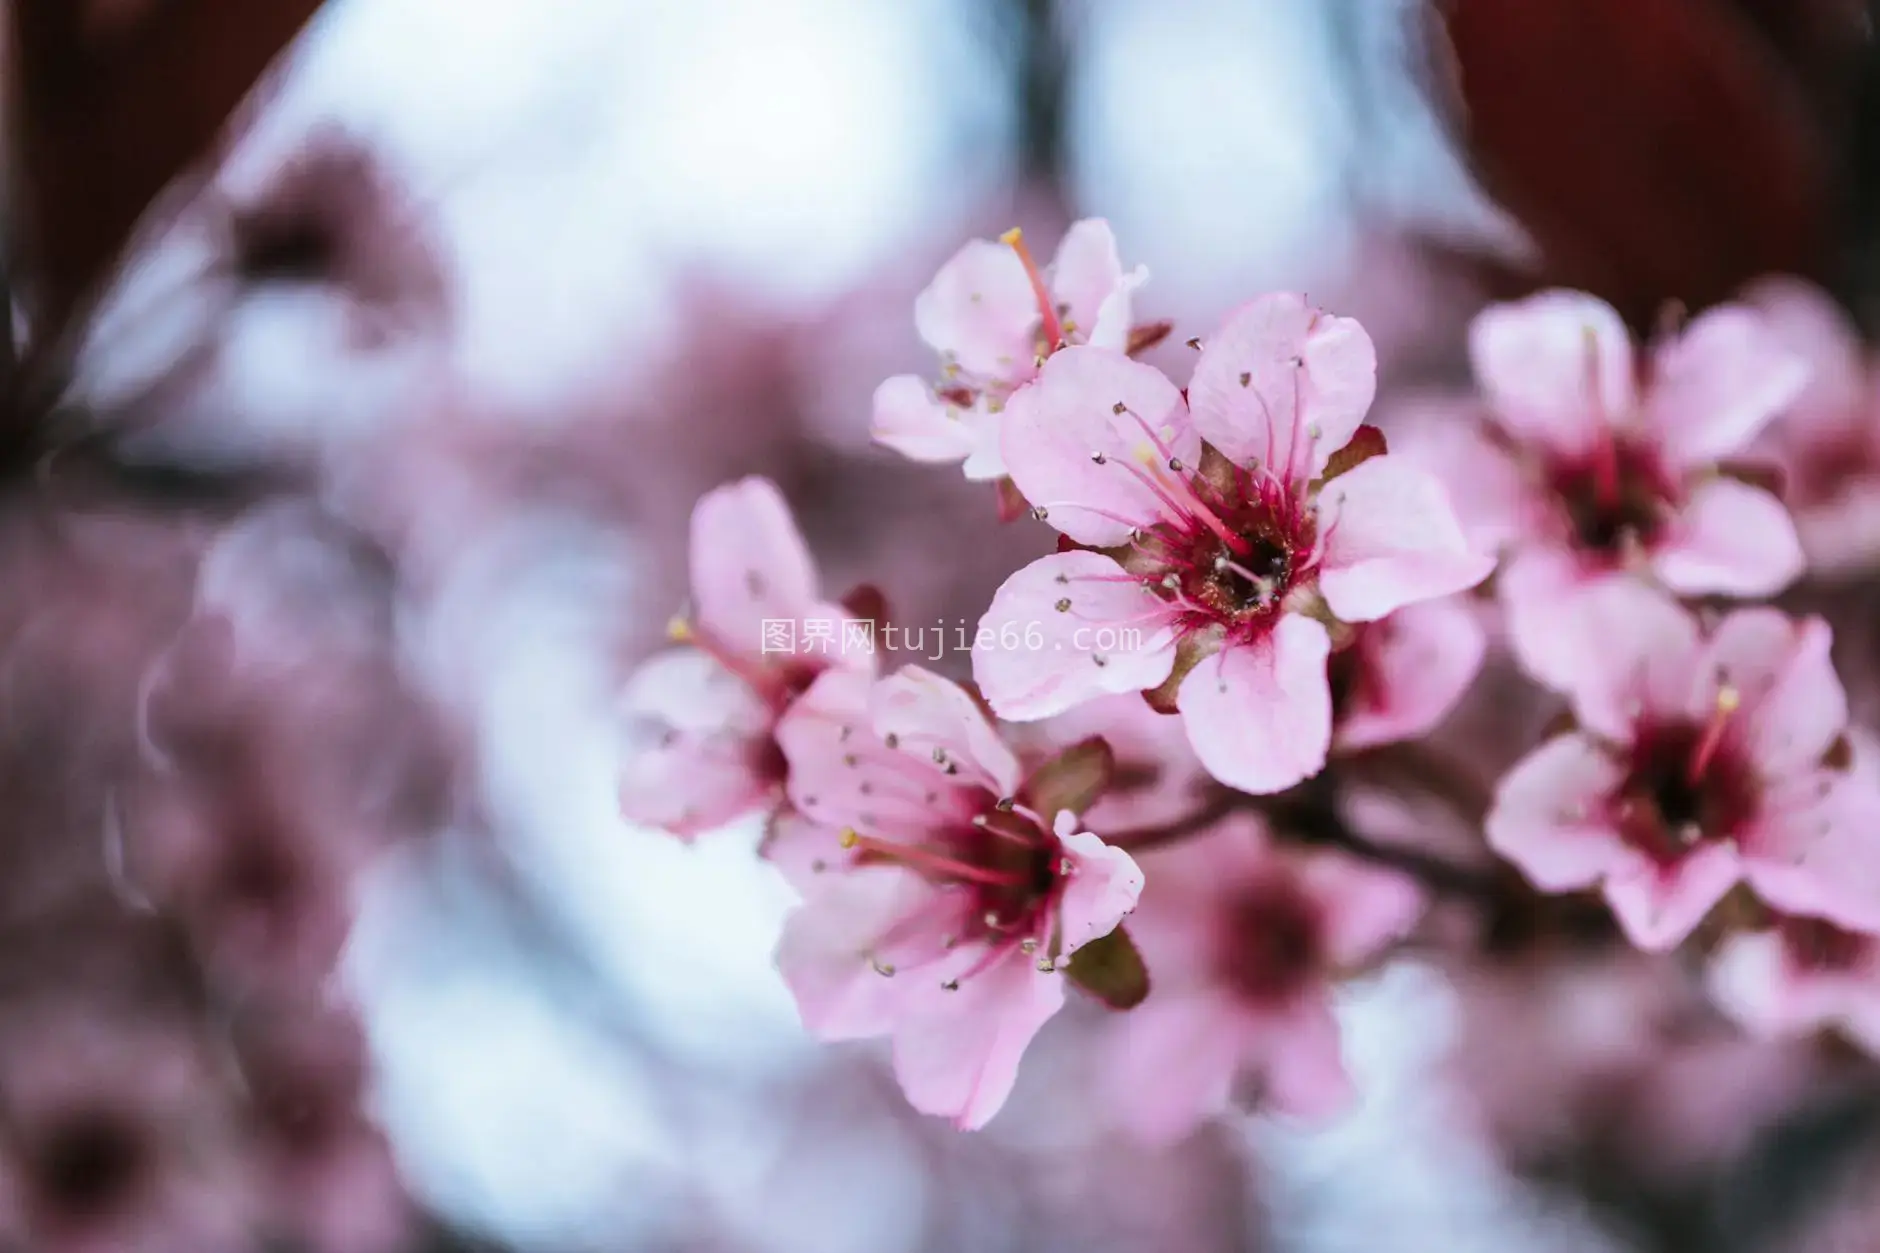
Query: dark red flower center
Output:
[[32, 1109, 147, 1218], [845, 795, 1069, 968], [1112, 454, 1318, 646], [1547, 431, 1678, 558], [1218, 876, 1325, 1005], [1611, 699, 1758, 865], [1781, 915, 1871, 973]]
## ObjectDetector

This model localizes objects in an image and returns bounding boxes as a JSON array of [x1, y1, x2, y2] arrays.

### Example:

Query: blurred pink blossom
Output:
[[1406, 289, 1809, 688], [1107, 815, 1422, 1144], [1744, 275, 1880, 578], [1709, 914, 1880, 1053]]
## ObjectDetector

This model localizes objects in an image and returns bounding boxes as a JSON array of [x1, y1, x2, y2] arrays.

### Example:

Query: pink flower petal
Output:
[[1301, 855, 1425, 968], [1653, 477, 1803, 598], [1743, 276, 1867, 421], [1050, 218, 1142, 350], [1498, 545, 1609, 694], [1177, 615, 1332, 795], [1703, 610, 1844, 776], [1705, 930, 1795, 1037], [1314, 456, 1495, 622], [870, 374, 981, 466], [1386, 402, 1542, 552], [690, 477, 825, 655], [1122, 822, 1267, 973], [871, 665, 1021, 797], [762, 809, 856, 896], [618, 649, 776, 837], [1334, 596, 1488, 752], [777, 669, 979, 837], [1258, 994, 1356, 1122], [1605, 843, 1743, 951], [889, 947, 1066, 1129], [973, 550, 1181, 721], [1745, 779, 1880, 933], [1708, 926, 1880, 1052], [1794, 483, 1880, 578], [1648, 306, 1810, 469], [959, 408, 1008, 481], [1108, 991, 1249, 1146], [1468, 290, 1634, 456], [1053, 823, 1146, 952], [1187, 293, 1377, 482], [1486, 734, 1631, 891], [776, 865, 947, 1040], [1555, 580, 1706, 740], [999, 347, 1200, 547], [913, 238, 1039, 380]]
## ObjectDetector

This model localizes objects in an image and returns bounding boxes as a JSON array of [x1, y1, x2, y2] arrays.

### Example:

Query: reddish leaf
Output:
[[1020, 736, 1114, 818], [1428, 0, 1837, 326], [1142, 631, 1221, 714], [9, 0, 328, 367], [839, 583, 892, 637], [1065, 925, 1149, 1010], [1125, 319, 1174, 357], [1316, 424, 1388, 486], [1715, 458, 1787, 500], [995, 475, 1030, 523]]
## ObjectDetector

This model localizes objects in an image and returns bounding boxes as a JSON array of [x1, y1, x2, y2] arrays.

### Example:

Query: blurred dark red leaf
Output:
[[7, 0, 327, 365], [1429, 0, 1848, 327]]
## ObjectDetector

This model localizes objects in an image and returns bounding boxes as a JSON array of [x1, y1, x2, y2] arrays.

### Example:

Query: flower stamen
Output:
[[840, 828, 1027, 888], [1001, 228, 1066, 352], [1688, 686, 1741, 785]]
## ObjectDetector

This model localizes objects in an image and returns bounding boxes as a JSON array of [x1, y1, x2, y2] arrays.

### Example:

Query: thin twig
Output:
[[1102, 776, 1503, 902]]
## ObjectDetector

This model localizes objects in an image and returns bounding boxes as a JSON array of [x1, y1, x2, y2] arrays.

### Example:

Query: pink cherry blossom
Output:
[[1328, 594, 1488, 753], [1410, 290, 1808, 688], [1708, 914, 1880, 1054], [1486, 582, 1880, 951], [972, 295, 1493, 794], [1106, 816, 1422, 1145], [618, 477, 871, 838], [871, 220, 1146, 482], [1742, 276, 1880, 578], [768, 665, 1142, 1129]]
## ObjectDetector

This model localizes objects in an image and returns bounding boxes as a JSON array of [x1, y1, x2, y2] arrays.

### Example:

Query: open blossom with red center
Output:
[[1709, 913, 1880, 1054], [1326, 594, 1487, 753], [1743, 277, 1880, 578], [1104, 816, 1421, 1145], [1404, 290, 1809, 689], [768, 666, 1143, 1130], [971, 294, 1494, 795], [1486, 583, 1880, 951], [618, 477, 873, 838], [872, 220, 1147, 487]]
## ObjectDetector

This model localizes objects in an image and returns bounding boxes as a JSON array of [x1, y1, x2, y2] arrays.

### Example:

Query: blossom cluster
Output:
[[619, 222, 1880, 1136]]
